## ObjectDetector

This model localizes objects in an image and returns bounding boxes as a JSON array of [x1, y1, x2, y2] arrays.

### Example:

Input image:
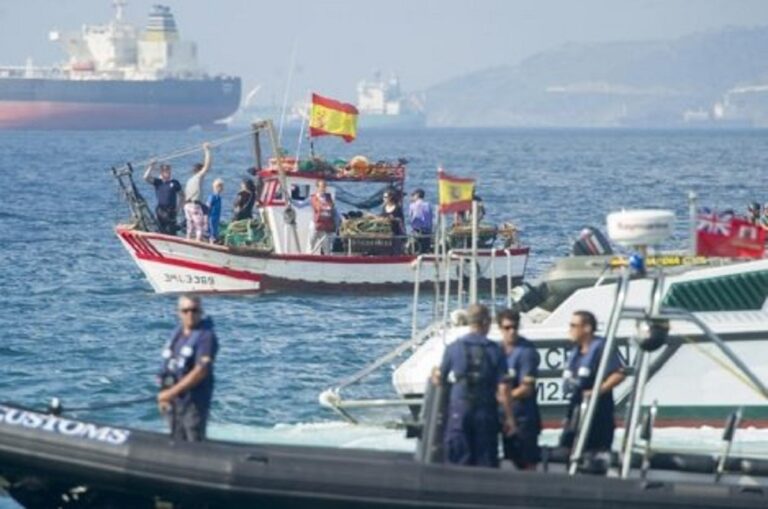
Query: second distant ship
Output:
[[356, 72, 426, 129], [0, 2, 241, 130]]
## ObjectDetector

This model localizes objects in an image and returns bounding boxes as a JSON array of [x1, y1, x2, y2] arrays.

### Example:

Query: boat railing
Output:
[[0, 65, 63, 79], [318, 319, 445, 424], [568, 256, 768, 477], [318, 247, 522, 424]]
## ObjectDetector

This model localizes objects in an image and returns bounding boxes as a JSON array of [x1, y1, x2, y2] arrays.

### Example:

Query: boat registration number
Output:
[[535, 379, 569, 405], [163, 273, 215, 286]]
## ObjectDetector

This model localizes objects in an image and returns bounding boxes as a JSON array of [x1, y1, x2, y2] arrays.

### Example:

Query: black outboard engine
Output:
[[572, 227, 613, 256]]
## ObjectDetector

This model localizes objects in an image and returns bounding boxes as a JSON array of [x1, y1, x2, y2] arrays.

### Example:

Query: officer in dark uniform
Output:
[[497, 309, 541, 469], [435, 304, 514, 467], [560, 310, 626, 452], [158, 295, 218, 442]]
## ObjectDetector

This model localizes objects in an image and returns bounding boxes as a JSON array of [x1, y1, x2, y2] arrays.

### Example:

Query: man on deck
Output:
[[183, 143, 213, 242], [309, 179, 337, 254], [408, 188, 433, 253], [498, 309, 541, 469], [144, 162, 183, 234], [157, 295, 218, 442], [434, 304, 515, 467], [560, 310, 626, 453]]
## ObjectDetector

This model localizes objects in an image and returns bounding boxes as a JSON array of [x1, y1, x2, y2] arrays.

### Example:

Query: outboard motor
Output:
[[571, 226, 613, 256]]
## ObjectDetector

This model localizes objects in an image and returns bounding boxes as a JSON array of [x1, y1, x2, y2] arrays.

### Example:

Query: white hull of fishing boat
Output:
[[116, 227, 529, 293], [392, 258, 768, 426]]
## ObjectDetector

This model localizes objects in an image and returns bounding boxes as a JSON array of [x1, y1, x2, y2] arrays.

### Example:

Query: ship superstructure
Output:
[[356, 72, 425, 129], [0, 2, 241, 130]]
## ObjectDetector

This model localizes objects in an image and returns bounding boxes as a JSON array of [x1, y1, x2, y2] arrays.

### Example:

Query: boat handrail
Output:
[[318, 320, 445, 423], [568, 257, 768, 477]]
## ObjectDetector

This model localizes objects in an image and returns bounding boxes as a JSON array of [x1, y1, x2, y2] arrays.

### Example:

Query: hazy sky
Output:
[[2, 0, 768, 105]]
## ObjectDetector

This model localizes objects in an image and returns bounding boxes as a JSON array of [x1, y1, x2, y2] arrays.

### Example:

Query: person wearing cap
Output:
[[408, 189, 433, 253], [498, 309, 541, 469], [183, 143, 213, 242], [434, 304, 515, 467], [560, 310, 626, 453], [144, 161, 184, 234], [157, 295, 218, 442]]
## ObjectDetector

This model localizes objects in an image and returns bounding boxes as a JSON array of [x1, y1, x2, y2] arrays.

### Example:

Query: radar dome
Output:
[[606, 209, 675, 247]]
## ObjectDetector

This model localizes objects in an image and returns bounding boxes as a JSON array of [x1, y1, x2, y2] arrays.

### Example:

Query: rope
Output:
[[53, 395, 155, 414], [680, 335, 766, 399], [120, 128, 258, 171]]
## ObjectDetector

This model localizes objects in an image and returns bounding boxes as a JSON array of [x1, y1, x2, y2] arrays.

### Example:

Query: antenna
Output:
[[113, 0, 127, 22]]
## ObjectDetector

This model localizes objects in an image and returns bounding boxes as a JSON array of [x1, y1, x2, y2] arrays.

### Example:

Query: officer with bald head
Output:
[[157, 295, 219, 441]]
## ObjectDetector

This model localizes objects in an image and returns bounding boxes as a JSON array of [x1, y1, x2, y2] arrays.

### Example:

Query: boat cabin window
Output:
[[290, 184, 310, 201]]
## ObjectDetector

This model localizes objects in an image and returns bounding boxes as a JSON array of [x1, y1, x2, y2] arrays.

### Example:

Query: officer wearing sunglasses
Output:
[[497, 309, 541, 469], [157, 295, 219, 441]]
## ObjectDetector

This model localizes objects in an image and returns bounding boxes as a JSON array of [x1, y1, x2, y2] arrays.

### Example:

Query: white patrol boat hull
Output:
[[116, 227, 529, 294], [392, 258, 768, 427]]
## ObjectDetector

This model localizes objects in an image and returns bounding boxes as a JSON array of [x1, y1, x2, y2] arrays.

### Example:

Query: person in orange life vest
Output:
[[309, 179, 337, 254]]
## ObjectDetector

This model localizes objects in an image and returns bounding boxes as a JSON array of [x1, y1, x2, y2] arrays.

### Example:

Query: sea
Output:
[[1, 128, 767, 506]]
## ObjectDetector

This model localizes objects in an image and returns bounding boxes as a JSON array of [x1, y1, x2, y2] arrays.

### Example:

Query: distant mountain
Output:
[[425, 27, 768, 127]]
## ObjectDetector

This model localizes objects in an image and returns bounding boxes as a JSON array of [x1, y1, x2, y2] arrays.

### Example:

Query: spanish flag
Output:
[[438, 168, 475, 213], [309, 93, 359, 142]]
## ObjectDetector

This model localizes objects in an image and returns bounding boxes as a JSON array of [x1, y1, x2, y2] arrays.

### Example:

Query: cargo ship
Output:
[[356, 72, 426, 129], [0, 2, 241, 130]]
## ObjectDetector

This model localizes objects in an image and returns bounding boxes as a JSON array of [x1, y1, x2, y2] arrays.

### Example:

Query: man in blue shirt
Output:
[[561, 310, 626, 452], [158, 295, 218, 441], [144, 161, 184, 234], [498, 309, 541, 469], [435, 304, 515, 467], [408, 189, 433, 253]]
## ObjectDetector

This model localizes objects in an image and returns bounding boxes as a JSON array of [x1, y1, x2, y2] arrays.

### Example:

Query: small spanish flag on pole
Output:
[[438, 168, 475, 214], [309, 93, 359, 142]]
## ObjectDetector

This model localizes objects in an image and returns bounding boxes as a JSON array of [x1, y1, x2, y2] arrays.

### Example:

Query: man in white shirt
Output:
[[184, 143, 212, 241]]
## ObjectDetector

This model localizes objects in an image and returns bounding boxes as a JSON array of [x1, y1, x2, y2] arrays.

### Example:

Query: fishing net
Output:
[[448, 223, 498, 249], [340, 217, 394, 238], [222, 216, 273, 251]]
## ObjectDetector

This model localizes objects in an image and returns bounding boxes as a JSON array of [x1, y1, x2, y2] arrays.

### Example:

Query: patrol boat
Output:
[[1, 255, 768, 508], [320, 209, 768, 428], [113, 120, 528, 294]]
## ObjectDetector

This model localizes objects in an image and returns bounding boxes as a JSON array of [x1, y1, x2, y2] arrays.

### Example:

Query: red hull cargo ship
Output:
[[0, 2, 240, 130]]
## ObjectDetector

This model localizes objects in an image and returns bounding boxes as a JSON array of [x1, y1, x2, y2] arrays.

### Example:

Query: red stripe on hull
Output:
[[119, 231, 261, 283], [122, 228, 530, 265], [134, 251, 263, 283], [0, 101, 233, 129]]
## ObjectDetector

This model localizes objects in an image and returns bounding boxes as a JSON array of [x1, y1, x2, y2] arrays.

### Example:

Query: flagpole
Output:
[[294, 92, 310, 163], [688, 190, 698, 255], [470, 199, 479, 305], [432, 212, 441, 319]]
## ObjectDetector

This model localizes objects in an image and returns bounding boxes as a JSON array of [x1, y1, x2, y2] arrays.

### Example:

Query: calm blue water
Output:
[[0, 128, 767, 504]]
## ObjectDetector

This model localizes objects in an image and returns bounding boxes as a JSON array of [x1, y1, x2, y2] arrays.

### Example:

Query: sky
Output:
[[1, 0, 768, 106]]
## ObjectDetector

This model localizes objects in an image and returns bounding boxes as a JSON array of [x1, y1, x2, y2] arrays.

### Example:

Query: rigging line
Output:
[[123, 128, 258, 170], [680, 334, 765, 399], [278, 39, 299, 145], [54, 395, 156, 414]]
